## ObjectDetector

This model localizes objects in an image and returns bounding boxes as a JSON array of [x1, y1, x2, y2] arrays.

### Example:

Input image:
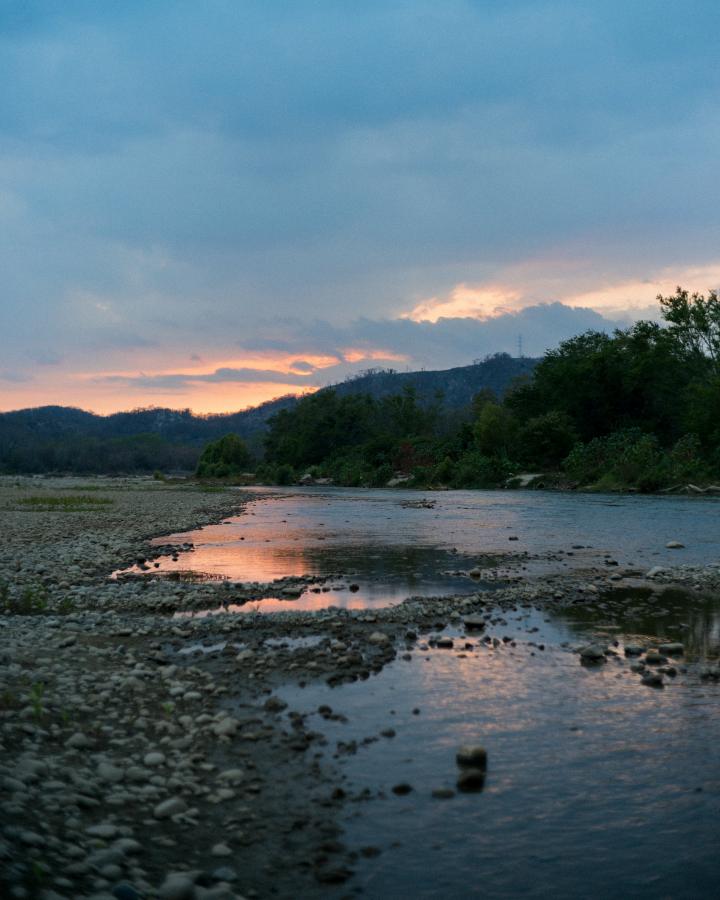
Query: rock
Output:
[[463, 615, 485, 630], [659, 642, 684, 656], [144, 752, 166, 767], [112, 883, 142, 900], [154, 797, 188, 819], [431, 787, 455, 799], [456, 745, 487, 769], [579, 644, 606, 664], [210, 866, 237, 882], [436, 636, 454, 649], [456, 768, 485, 792], [666, 541, 685, 549], [644, 649, 666, 665], [211, 717, 239, 738], [264, 696, 287, 712], [97, 762, 124, 783], [368, 632, 390, 645], [66, 731, 92, 749], [624, 644, 645, 657], [391, 782, 413, 795], [646, 566, 666, 578], [217, 769, 244, 784], [85, 823, 119, 840], [158, 873, 196, 900], [641, 671, 664, 688], [210, 842, 232, 857]]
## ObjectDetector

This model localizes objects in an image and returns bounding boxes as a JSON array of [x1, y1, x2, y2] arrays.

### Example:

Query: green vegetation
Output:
[[252, 288, 720, 492], [195, 433, 252, 478], [1, 581, 49, 615], [16, 494, 113, 511]]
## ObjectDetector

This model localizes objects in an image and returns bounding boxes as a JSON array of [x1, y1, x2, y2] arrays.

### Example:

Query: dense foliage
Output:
[[195, 434, 252, 478], [258, 289, 720, 491], [0, 357, 530, 474]]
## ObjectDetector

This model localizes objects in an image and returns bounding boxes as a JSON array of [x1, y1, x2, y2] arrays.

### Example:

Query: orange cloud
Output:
[[342, 347, 408, 364], [402, 283, 523, 322], [400, 261, 720, 324]]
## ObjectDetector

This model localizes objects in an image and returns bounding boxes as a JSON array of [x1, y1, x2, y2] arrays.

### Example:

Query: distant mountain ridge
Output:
[[0, 354, 537, 473]]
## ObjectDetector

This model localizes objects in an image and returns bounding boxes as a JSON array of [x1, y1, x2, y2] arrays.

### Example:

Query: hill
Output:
[[0, 354, 536, 473]]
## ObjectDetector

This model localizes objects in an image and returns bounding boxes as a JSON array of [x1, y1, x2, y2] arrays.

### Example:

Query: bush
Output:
[[451, 451, 511, 488], [275, 464, 296, 485]]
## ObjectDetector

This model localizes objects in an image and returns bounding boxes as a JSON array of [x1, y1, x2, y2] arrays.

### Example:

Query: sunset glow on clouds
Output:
[[1, 3, 719, 414], [403, 262, 720, 325]]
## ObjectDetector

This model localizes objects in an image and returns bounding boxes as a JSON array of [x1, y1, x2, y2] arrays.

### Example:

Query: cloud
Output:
[[0, 371, 32, 383], [1, 3, 719, 411], [98, 366, 318, 391]]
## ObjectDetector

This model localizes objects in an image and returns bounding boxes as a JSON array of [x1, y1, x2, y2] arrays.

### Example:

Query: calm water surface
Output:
[[141, 487, 720, 611], [155, 487, 720, 896], [277, 600, 720, 899]]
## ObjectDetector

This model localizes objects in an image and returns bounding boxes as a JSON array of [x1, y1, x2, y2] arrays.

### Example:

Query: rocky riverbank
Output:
[[2, 476, 719, 899]]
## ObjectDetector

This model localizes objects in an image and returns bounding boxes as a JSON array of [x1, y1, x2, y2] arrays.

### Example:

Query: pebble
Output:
[[154, 797, 188, 819], [158, 873, 196, 900]]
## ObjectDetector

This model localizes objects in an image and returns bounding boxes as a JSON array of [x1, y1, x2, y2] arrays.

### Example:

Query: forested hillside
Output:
[[0, 355, 534, 473], [259, 290, 720, 491]]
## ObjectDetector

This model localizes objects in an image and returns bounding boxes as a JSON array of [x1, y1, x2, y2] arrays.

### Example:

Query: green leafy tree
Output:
[[658, 286, 720, 373], [196, 433, 252, 478], [474, 403, 517, 458], [517, 411, 577, 468]]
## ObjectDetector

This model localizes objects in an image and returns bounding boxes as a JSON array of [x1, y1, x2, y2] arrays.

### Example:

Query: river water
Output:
[[146, 488, 720, 897], [142, 487, 720, 612]]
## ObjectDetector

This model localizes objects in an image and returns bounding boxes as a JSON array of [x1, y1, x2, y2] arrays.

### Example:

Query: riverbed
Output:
[[2, 478, 720, 899]]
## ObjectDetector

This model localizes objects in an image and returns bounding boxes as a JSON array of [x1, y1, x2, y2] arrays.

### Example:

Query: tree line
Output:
[[229, 287, 719, 491]]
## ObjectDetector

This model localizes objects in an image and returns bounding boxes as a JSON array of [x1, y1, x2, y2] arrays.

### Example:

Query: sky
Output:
[[1, 0, 719, 414]]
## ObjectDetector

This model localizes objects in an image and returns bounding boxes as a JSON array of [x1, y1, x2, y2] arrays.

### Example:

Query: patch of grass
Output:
[[29, 682, 45, 721], [1, 581, 49, 615], [55, 596, 75, 615], [16, 494, 114, 511]]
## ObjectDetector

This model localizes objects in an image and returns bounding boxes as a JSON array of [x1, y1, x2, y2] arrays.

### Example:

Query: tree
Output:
[[474, 403, 517, 457], [658, 286, 720, 373], [196, 434, 252, 478]]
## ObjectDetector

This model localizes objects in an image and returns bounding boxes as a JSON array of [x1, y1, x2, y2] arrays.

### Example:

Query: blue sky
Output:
[[1, 1, 719, 412]]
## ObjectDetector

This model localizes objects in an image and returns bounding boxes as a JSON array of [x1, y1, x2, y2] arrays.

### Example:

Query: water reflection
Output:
[[120, 487, 720, 614], [276, 599, 720, 898]]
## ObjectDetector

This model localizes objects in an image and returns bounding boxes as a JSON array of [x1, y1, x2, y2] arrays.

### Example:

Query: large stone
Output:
[[579, 644, 606, 664], [456, 745, 487, 770], [368, 632, 390, 645], [456, 768, 485, 792], [659, 642, 684, 656]]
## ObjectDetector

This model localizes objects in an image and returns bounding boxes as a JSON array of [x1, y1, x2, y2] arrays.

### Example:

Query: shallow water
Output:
[[129, 486, 720, 612], [278, 598, 720, 899], [158, 487, 720, 893]]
